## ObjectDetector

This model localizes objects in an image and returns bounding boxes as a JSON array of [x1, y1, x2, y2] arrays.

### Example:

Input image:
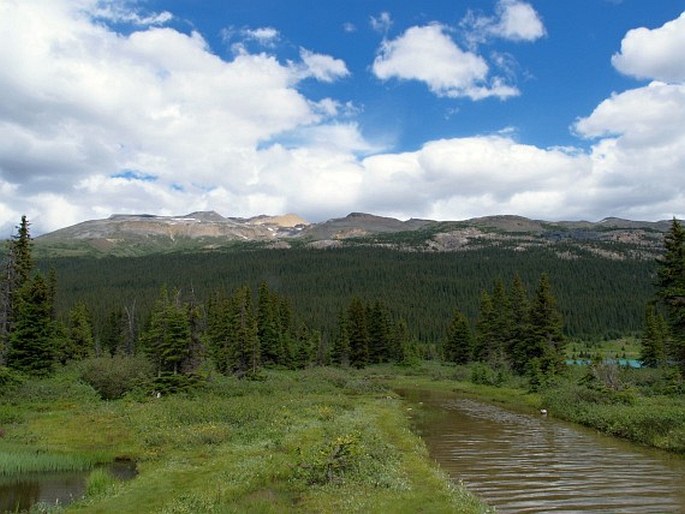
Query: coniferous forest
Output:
[[1, 216, 685, 514]]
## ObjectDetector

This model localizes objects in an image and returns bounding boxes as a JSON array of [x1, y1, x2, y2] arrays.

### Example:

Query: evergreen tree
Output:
[[257, 281, 283, 366], [474, 291, 495, 362], [640, 304, 668, 368], [367, 300, 392, 363], [61, 301, 95, 362], [444, 309, 473, 364], [227, 285, 260, 375], [347, 297, 369, 368], [655, 218, 685, 371], [490, 278, 512, 366], [1, 216, 35, 364], [331, 310, 350, 366], [508, 274, 531, 374], [392, 318, 419, 366], [7, 273, 57, 374], [141, 287, 192, 375], [527, 273, 565, 378]]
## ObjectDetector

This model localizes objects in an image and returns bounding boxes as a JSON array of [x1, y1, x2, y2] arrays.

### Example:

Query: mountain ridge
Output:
[[33, 211, 676, 258]]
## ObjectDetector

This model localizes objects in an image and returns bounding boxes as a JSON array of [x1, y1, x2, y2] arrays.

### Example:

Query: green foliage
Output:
[[141, 287, 194, 376], [43, 245, 656, 350], [640, 304, 669, 367], [78, 355, 154, 399], [86, 468, 119, 498], [0, 450, 92, 475], [443, 309, 473, 364], [7, 273, 57, 374], [655, 218, 685, 371]]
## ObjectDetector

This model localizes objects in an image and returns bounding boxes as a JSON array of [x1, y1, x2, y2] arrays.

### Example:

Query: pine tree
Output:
[[640, 304, 668, 368], [655, 218, 685, 371], [347, 297, 369, 368], [392, 318, 419, 367], [444, 309, 473, 364], [508, 274, 531, 374], [1, 216, 35, 364], [474, 291, 495, 362], [257, 282, 282, 366], [7, 273, 57, 374], [331, 310, 350, 366], [367, 300, 391, 363], [228, 285, 260, 375], [527, 273, 565, 378], [62, 301, 95, 362], [141, 287, 192, 376]]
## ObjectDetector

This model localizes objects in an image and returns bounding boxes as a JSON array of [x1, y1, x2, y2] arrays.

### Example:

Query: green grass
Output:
[[0, 366, 492, 513], [0, 449, 93, 476]]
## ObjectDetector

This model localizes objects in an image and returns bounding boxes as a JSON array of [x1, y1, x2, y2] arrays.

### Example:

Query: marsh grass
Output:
[[0, 449, 93, 475]]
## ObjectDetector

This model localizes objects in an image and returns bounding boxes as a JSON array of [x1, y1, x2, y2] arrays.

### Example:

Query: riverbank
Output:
[[0, 366, 491, 513], [370, 362, 685, 454]]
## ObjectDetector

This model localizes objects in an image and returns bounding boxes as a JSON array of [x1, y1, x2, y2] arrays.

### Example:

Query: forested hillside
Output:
[[41, 244, 655, 344]]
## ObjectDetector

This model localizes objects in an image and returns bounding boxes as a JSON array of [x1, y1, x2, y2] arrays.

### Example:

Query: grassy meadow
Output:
[[0, 364, 491, 513]]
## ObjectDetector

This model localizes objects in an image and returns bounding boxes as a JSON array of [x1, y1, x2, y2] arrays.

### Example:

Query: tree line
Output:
[[2, 216, 682, 387]]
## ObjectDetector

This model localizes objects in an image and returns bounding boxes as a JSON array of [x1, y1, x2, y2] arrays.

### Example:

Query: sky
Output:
[[1, 0, 684, 235]]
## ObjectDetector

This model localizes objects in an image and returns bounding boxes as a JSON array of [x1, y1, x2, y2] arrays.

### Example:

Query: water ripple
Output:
[[405, 391, 685, 513]]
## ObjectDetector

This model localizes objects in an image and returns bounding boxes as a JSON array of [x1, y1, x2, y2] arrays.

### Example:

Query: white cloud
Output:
[[372, 24, 518, 100], [611, 12, 685, 82], [370, 12, 392, 34], [462, 0, 545, 47], [0, 1, 683, 237], [295, 48, 350, 83]]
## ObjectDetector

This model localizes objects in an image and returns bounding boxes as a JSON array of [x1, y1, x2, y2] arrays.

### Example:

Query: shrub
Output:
[[78, 355, 153, 400]]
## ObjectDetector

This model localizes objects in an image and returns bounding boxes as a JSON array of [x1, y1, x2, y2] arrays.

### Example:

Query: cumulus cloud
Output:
[[462, 0, 546, 47], [0, 1, 683, 236], [611, 12, 685, 82], [295, 49, 350, 83], [372, 24, 519, 100], [0, 0, 355, 234]]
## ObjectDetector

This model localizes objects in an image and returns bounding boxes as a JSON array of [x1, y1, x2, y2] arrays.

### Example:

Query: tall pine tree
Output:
[[655, 218, 685, 372]]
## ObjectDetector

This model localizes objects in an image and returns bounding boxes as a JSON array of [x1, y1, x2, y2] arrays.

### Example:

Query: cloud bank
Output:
[[0, 0, 683, 236]]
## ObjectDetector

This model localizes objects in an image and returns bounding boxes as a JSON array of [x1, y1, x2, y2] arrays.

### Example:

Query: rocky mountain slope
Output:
[[33, 211, 673, 258]]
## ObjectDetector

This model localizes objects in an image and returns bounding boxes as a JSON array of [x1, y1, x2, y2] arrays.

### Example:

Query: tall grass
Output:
[[0, 450, 93, 475]]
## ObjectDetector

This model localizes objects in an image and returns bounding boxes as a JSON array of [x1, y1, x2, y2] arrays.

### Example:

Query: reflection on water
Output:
[[403, 389, 685, 513], [0, 459, 137, 513]]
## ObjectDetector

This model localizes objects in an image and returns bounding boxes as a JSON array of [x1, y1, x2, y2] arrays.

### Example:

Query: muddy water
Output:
[[0, 460, 137, 513], [402, 389, 685, 513]]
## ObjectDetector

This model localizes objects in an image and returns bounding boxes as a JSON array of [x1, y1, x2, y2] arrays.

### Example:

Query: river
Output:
[[402, 389, 685, 513]]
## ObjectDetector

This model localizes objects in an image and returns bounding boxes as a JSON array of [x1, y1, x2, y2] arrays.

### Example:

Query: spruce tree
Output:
[[508, 274, 531, 374], [7, 273, 57, 374], [444, 309, 473, 364], [527, 273, 565, 378], [367, 300, 392, 363], [62, 301, 95, 362], [142, 287, 192, 376], [474, 291, 495, 362], [640, 304, 668, 368], [655, 218, 685, 371], [347, 297, 370, 368], [331, 310, 350, 366], [1, 216, 35, 364]]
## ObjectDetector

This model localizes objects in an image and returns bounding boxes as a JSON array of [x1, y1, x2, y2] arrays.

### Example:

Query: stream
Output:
[[402, 389, 685, 513]]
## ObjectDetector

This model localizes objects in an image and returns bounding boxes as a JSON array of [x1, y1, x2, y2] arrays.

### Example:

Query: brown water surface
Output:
[[402, 389, 685, 513]]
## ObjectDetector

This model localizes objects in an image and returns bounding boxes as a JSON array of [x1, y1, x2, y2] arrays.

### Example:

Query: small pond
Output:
[[0, 459, 137, 513]]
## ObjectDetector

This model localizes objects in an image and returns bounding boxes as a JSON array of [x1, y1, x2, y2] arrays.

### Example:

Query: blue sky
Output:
[[0, 0, 684, 234]]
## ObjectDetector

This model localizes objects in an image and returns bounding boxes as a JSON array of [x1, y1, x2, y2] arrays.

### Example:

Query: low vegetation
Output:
[[0, 366, 491, 513]]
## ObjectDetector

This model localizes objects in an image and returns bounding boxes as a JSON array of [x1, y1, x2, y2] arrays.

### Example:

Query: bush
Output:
[[78, 355, 153, 400]]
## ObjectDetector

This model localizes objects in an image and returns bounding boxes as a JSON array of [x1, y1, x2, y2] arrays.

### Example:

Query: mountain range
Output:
[[34, 211, 673, 258]]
